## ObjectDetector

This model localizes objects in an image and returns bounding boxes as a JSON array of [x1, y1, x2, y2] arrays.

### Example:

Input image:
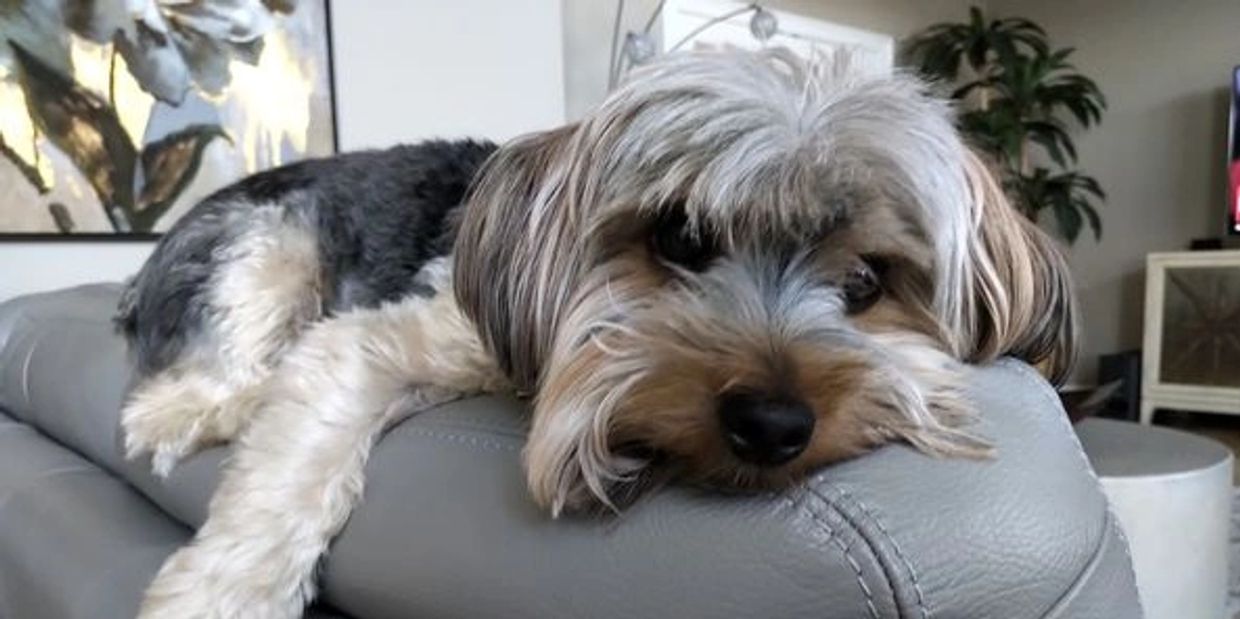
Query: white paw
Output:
[[122, 388, 216, 476], [148, 439, 193, 478]]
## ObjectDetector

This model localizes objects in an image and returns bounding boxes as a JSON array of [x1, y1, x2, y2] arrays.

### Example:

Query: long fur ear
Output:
[[458, 125, 642, 514], [952, 151, 1079, 385], [453, 126, 580, 393]]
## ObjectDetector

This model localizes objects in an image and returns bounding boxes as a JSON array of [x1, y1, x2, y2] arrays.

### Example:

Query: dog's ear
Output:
[[950, 151, 1079, 384], [453, 125, 580, 393]]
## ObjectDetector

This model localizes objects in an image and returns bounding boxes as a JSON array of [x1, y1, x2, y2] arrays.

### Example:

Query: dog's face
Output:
[[455, 50, 1076, 514]]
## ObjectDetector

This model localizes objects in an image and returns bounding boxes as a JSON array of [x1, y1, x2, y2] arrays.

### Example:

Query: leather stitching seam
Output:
[[397, 427, 521, 453], [829, 485, 928, 619], [797, 488, 883, 619], [409, 418, 527, 439]]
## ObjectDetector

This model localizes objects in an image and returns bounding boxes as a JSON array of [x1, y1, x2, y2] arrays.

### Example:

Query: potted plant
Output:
[[903, 7, 1107, 242]]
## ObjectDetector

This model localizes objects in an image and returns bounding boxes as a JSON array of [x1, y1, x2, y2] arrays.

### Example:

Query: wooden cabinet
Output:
[[1141, 250, 1240, 423]]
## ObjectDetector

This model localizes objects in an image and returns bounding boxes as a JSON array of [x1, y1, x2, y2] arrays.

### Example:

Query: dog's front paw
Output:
[[122, 396, 210, 477], [122, 373, 250, 476]]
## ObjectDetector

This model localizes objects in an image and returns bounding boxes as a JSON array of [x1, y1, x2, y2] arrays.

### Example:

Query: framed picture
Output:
[[1140, 250, 1240, 423], [0, 0, 338, 240]]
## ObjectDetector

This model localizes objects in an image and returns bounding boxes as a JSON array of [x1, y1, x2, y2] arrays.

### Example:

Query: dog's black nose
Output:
[[717, 391, 815, 466]]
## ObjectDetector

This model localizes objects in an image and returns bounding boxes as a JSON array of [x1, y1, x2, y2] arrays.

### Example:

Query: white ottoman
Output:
[[1077, 418, 1233, 619]]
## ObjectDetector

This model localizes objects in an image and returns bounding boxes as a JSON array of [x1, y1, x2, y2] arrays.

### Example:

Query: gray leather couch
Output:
[[0, 284, 1142, 619]]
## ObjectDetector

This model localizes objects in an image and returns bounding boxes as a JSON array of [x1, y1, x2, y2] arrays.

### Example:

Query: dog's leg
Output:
[[209, 209, 324, 389], [124, 211, 323, 474], [122, 362, 262, 476], [138, 273, 504, 619]]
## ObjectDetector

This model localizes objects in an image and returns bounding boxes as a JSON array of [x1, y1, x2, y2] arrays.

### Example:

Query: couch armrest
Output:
[[0, 285, 1142, 618], [319, 362, 1142, 619]]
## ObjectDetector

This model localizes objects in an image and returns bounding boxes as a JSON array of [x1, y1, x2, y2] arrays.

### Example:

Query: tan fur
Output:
[[138, 260, 506, 619], [123, 206, 322, 475], [455, 50, 1076, 514], [956, 151, 1079, 383]]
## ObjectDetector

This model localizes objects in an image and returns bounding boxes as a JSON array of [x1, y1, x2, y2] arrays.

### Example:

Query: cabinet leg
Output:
[[1139, 401, 1156, 425]]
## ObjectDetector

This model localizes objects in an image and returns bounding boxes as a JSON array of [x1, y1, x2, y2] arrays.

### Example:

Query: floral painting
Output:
[[0, 0, 336, 237]]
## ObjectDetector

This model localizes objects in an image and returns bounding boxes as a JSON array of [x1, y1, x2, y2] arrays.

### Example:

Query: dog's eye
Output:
[[650, 208, 718, 272], [842, 256, 886, 314]]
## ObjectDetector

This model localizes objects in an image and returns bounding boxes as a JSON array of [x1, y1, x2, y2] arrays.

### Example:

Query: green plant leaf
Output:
[[901, 28, 965, 80], [966, 37, 990, 71], [10, 41, 138, 228], [1050, 47, 1075, 64], [987, 33, 1017, 67], [951, 78, 993, 101], [961, 108, 1024, 163], [1029, 131, 1068, 168], [1056, 93, 1101, 126], [903, 6, 1053, 82], [1076, 174, 1106, 199], [1077, 198, 1102, 240], [1052, 199, 1083, 242], [905, 7, 1107, 243], [1026, 119, 1077, 165], [133, 124, 230, 231], [998, 16, 1048, 39]]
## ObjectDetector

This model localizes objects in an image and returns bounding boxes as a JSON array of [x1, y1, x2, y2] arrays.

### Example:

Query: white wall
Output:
[[332, 0, 564, 148], [1, 0, 566, 302], [0, 242, 153, 300], [988, 0, 1240, 384]]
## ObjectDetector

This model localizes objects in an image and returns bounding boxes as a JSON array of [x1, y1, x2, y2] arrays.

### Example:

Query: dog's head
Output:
[[455, 50, 1076, 514]]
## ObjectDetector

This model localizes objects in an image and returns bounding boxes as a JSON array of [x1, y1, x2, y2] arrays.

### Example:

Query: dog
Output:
[[115, 139, 499, 477], [119, 49, 1076, 618]]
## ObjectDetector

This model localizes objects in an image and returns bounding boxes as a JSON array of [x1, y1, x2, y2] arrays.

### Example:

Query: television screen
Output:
[[1230, 66, 1240, 234]]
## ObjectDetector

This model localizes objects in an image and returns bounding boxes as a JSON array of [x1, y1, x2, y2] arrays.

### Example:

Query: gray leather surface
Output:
[[0, 284, 1143, 618], [1040, 518, 1144, 618], [0, 412, 185, 619], [0, 412, 350, 619], [0, 284, 135, 473]]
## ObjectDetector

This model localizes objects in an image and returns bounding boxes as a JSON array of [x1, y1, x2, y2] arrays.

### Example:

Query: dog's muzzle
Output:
[[717, 390, 814, 466]]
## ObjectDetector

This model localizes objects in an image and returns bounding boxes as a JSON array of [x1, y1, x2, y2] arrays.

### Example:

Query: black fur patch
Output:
[[115, 139, 498, 375]]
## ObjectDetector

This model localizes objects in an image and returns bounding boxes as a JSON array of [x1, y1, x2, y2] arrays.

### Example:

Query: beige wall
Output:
[[989, 0, 1240, 383], [562, 0, 973, 119]]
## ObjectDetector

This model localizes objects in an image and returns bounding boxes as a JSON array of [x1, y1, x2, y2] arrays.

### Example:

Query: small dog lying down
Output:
[[118, 49, 1076, 618]]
